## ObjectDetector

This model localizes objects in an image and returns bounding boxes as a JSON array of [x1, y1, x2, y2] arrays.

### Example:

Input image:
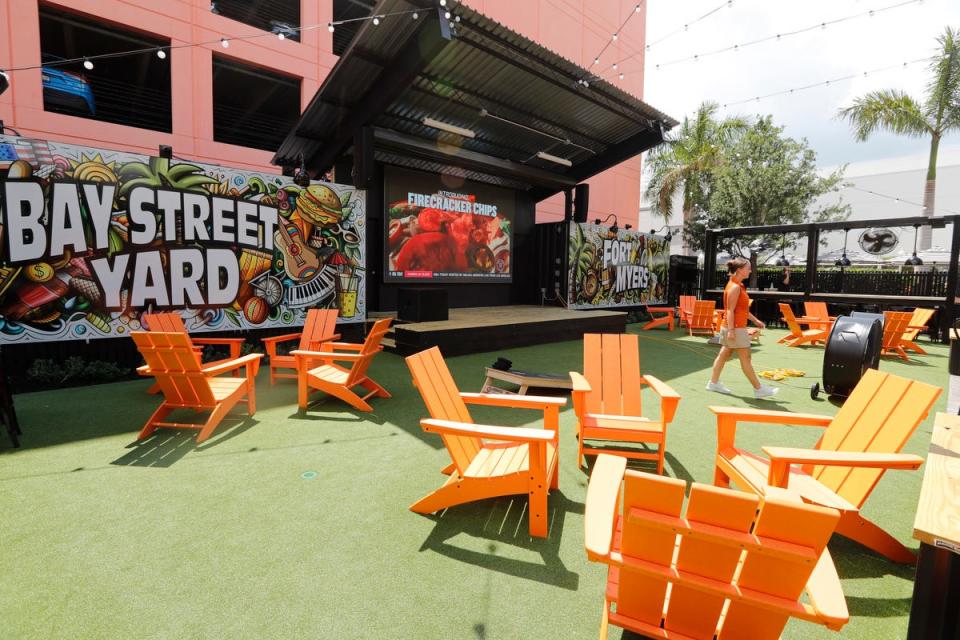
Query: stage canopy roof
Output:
[[273, 0, 677, 198]]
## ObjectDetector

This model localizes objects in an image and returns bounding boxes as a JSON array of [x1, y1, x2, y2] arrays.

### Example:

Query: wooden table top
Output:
[[913, 412, 960, 551]]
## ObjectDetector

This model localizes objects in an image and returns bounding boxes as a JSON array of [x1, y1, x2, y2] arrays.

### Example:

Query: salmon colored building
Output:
[[0, 0, 647, 226]]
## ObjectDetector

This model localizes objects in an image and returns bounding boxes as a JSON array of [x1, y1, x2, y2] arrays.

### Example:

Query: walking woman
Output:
[[706, 257, 778, 398]]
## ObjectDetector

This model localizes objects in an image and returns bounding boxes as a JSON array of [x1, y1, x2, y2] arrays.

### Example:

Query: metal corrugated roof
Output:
[[273, 0, 677, 195]]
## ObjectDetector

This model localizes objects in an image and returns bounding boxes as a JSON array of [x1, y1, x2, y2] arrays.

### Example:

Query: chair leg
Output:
[[316, 380, 374, 412], [245, 375, 257, 415], [713, 462, 731, 488], [359, 376, 391, 399], [528, 482, 548, 538], [146, 381, 161, 394], [836, 511, 916, 564], [139, 405, 173, 441], [550, 461, 559, 490], [196, 402, 232, 443], [903, 341, 927, 355]]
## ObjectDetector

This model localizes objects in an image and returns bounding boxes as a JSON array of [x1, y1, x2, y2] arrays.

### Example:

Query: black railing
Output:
[[711, 267, 952, 297]]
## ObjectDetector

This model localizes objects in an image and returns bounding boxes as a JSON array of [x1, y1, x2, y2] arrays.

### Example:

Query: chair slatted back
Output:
[[779, 303, 804, 337], [812, 369, 941, 508], [406, 346, 479, 475], [903, 308, 935, 342], [804, 301, 830, 321], [881, 311, 913, 350], [679, 295, 695, 318], [132, 332, 216, 408], [299, 309, 339, 351], [345, 318, 392, 387], [143, 312, 188, 333], [582, 333, 642, 418], [689, 300, 716, 333], [613, 470, 840, 639]]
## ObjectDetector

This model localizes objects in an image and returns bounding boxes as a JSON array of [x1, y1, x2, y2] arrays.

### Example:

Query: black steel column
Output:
[[804, 224, 819, 299], [702, 229, 717, 297], [943, 217, 960, 342]]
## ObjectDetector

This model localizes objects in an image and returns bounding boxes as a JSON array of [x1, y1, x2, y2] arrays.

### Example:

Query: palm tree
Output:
[[644, 102, 748, 254], [839, 27, 960, 250]]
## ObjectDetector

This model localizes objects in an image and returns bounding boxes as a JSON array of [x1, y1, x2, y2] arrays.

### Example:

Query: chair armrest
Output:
[[584, 455, 627, 561], [420, 418, 556, 443], [805, 549, 850, 630], [569, 371, 592, 393], [763, 447, 924, 487], [460, 392, 566, 410], [323, 340, 362, 351], [201, 353, 263, 377], [907, 325, 928, 331], [261, 332, 303, 345], [642, 375, 680, 424], [710, 406, 834, 426], [291, 349, 363, 362], [191, 337, 245, 346]]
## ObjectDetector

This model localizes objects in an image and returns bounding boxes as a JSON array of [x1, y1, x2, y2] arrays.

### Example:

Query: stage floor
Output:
[[386, 305, 627, 356]]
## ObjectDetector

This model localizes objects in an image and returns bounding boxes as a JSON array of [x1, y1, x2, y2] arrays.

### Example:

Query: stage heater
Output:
[[811, 314, 882, 400]]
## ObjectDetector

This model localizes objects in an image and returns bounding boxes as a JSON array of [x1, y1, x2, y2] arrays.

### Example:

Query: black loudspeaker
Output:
[[397, 288, 448, 322], [573, 183, 590, 223], [352, 126, 375, 189]]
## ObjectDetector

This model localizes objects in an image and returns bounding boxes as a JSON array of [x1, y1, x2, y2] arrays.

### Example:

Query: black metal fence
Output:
[[711, 267, 953, 297]]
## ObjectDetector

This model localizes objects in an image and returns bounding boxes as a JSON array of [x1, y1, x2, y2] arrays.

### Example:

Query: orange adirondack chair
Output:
[[131, 331, 262, 443], [678, 295, 695, 327], [802, 301, 835, 332], [641, 305, 674, 331], [138, 312, 251, 392], [262, 309, 340, 383], [881, 311, 913, 361], [901, 307, 935, 355], [712, 368, 941, 563], [570, 333, 680, 473], [778, 303, 828, 347], [406, 346, 565, 538], [585, 454, 848, 640], [687, 300, 716, 336], [293, 318, 392, 412]]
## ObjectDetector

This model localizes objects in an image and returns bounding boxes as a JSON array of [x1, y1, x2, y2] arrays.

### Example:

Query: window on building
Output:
[[332, 0, 376, 55], [211, 0, 301, 42], [39, 6, 172, 132], [212, 57, 301, 152]]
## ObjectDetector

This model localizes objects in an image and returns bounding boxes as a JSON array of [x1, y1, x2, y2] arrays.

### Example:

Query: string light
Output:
[[3, 9, 428, 75], [577, 1, 644, 86], [845, 186, 960, 216], [373, 16, 380, 25], [715, 55, 935, 107], [649, 0, 920, 71]]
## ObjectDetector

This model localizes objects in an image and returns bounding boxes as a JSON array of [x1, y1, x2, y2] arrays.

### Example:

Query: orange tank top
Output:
[[723, 278, 750, 328]]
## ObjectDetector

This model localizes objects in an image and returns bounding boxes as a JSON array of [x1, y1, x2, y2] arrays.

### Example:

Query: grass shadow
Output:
[[418, 491, 582, 590], [829, 536, 917, 581], [111, 415, 258, 467]]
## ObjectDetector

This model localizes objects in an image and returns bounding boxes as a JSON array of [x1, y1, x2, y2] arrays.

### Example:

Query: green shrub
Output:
[[27, 357, 131, 386]]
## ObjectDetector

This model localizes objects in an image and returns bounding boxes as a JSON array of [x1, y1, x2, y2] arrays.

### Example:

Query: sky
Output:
[[640, 0, 960, 169]]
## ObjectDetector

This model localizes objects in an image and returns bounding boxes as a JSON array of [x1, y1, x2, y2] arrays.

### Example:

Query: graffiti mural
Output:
[[0, 135, 365, 344], [567, 223, 669, 309]]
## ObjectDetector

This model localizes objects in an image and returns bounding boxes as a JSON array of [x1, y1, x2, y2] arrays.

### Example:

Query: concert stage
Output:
[[385, 305, 627, 356]]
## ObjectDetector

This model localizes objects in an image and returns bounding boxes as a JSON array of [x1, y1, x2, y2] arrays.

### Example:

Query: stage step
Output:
[[382, 336, 397, 351]]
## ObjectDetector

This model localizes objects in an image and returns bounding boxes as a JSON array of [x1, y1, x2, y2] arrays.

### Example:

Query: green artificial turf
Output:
[[0, 325, 948, 639]]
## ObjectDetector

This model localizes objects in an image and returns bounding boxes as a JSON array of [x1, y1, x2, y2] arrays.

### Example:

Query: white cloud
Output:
[[642, 0, 960, 167]]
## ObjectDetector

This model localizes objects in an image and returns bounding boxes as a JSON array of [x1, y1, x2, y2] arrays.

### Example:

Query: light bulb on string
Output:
[[373, 16, 380, 25], [277, 32, 285, 40], [444, 11, 451, 18], [619, 73, 624, 80], [328, 23, 335, 32], [156, 49, 166, 59], [83, 58, 93, 70], [612, 33, 618, 40], [635, 4, 641, 12], [412, 12, 418, 19], [220, 38, 230, 48]]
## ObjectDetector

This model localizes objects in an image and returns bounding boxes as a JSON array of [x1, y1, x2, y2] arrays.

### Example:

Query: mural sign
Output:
[[567, 223, 669, 309], [0, 135, 365, 344]]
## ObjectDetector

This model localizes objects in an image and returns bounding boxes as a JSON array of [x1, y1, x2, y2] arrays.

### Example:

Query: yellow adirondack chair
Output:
[[901, 307, 935, 355], [570, 333, 680, 473], [712, 368, 941, 563], [131, 331, 262, 443], [881, 311, 913, 361], [262, 309, 340, 383], [778, 303, 828, 347], [585, 454, 848, 640], [406, 346, 566, 538], [293, 318, 392, 412], [687, 300, 716, 336]]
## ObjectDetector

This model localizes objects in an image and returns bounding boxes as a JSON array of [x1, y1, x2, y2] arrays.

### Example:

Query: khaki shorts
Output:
[[720, 327, 752, 349]]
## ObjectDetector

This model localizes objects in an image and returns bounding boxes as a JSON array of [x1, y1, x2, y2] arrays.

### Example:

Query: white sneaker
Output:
[[754, 384, 779, 399], [706, 381, 732, 394]]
